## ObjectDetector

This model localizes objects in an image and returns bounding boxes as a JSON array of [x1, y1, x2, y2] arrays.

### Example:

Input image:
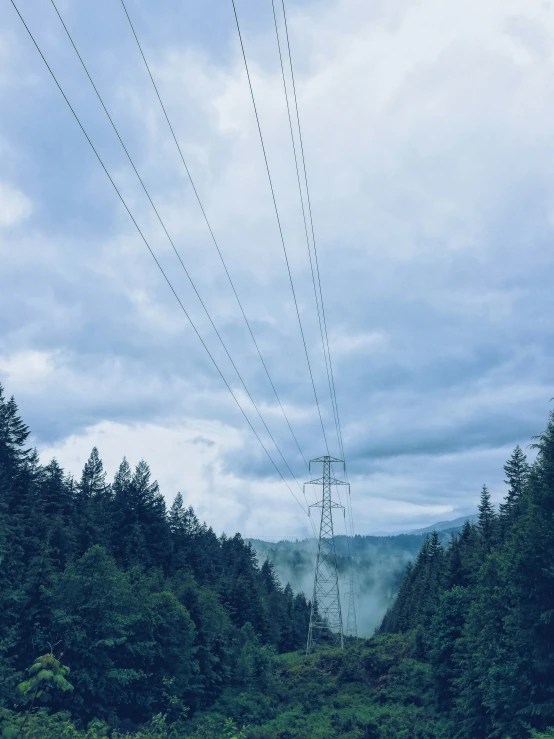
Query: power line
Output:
[[270, 0, 342, 460], [9, 0, 309, 518], [230, 0, 330, 456], [46, 0, 305, 498], [117, 0, 310, 473], [278, 0, 345, 464], [277, 0, 359, 594], [279, 0, 357, 549]]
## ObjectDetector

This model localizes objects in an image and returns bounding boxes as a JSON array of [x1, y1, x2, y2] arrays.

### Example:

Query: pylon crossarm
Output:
[[305, 477, 349, 486], [310, 455, 344, 465], [309, 500, 344, 510]]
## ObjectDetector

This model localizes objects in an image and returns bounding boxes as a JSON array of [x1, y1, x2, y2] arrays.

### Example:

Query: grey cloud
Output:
[[2, 0, 554, 535]]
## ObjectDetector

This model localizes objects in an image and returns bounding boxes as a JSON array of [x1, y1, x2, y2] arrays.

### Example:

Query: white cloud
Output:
[[0, 181, 32, 227], [0, 349, 56, 390], [38, 418, 313, 539]]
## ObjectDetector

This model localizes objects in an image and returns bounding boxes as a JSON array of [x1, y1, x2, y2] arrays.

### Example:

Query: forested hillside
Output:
[[0, 384, 310, 736], [379, 417, 554, 738], [2, 379, 554, 739]]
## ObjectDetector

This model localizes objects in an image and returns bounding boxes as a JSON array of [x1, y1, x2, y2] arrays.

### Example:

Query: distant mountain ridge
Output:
[[404, 513, 478, 535], [370, 512, 477, 537], [252, 512, 478, 546]]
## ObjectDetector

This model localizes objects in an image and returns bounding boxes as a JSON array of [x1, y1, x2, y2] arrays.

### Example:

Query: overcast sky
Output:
[[1, 0, 553, 539]]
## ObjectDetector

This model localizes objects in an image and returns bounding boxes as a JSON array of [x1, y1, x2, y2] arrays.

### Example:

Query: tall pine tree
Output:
[[499, 445, 529, 525]]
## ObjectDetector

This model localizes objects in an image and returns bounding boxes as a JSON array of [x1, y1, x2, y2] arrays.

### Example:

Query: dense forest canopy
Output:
[[0, 383, 310, 735], [377, 427, 554, 738], [2, 381, 554, 738]]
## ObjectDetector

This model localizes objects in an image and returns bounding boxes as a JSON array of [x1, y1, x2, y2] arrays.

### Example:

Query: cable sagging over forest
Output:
[[230, 0, 331, 457], [10, 0, 309, 519]]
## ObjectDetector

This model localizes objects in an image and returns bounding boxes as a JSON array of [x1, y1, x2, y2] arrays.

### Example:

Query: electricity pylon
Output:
[[305, 455, 348, 653], [345, 562, 358, 638]]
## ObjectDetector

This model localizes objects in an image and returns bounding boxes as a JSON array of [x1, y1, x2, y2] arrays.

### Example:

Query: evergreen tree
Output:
[[111, 457, 137, 567], [168, 494, 202, 575], [457, 519, 479, 586], [39, 460, 76, 567], [499, 444, 529, 525], [278, 583, 296, 653], [477, 484, 495, 550], [131, 460, 171, 570], [219, 534, 265, 634], [445, 534, 463, 588], [0, 384, 31, 475], [292, 592, 310, 650], [78, 447, 108, 499], [74, 448, 111, 553], [260, 558, 280, 594], [428, 586, 470, 711]]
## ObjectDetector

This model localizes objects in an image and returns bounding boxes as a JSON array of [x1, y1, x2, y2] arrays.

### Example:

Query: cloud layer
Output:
[[1, 0, 553, 537]]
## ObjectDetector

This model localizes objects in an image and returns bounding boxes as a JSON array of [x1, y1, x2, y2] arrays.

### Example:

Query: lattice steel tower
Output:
[[305, 455, 349, 653]]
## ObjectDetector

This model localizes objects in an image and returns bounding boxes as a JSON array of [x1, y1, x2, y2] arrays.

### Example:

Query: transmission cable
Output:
[[9, 0, 310, 517], [117, 0, 310, 473], [273, 3, 356, 556], [278, 0, 358, 588], [270, 0, 342, 462], [46, 0, 307, 499], [278, 0, 346, 464], [230, 0, 330, 456], [279, 0, 357, 550]]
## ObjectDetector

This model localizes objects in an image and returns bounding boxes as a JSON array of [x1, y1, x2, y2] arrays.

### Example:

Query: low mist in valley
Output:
[[249, 529, 460, 636]]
